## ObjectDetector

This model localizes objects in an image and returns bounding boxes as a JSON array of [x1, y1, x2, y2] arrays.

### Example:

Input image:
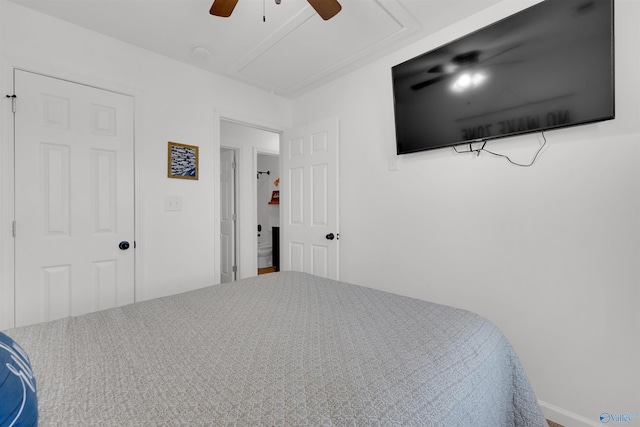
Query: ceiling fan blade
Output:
[[210, 0, 239, 17], [411, 74, 449, 91], [307, 0, 342, 20]]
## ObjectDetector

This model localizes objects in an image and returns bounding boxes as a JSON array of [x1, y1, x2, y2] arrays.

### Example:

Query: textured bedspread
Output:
[[5, 272, 547, 426]]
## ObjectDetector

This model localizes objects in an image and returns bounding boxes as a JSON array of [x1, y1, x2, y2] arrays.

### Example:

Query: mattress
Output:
[[4, 271, 547, 426]]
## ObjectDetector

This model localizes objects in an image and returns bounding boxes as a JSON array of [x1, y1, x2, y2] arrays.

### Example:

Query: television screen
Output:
[[392, 0, 614, 155]]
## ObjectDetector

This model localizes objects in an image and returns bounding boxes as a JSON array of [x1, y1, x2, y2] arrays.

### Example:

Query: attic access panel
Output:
[[233, 1, 404, 93]]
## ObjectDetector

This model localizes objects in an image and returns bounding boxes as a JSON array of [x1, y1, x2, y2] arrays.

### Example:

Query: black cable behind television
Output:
[[391, 0, 614, 155]]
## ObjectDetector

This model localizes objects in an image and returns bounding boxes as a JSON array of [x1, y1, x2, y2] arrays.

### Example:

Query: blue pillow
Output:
[[0, 331, 37, 427]]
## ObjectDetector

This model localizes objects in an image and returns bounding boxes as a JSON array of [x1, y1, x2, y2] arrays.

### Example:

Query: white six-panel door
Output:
[[220, 149, 236, 283], [281, 117, 339, 280], [14, 70, 135, 327]]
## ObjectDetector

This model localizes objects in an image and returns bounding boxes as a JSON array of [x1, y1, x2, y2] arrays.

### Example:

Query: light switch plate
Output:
[[165, 195, 182, 211]]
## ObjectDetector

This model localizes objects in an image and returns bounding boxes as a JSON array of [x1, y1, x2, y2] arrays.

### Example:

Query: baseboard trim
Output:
[[540, 400, 602, 427]]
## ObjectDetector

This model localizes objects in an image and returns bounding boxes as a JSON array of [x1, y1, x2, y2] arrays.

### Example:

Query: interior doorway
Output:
[[219, 120, 280, 280], [257, 153, 280, 275]]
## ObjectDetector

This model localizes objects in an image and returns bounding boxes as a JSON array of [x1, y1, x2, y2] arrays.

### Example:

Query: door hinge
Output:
[[231, 161, 237, 170], [232, 265, 237, 273], [232, 213, 237, 221], [12, 221, 16, 237], [6, 94, 16, 113]]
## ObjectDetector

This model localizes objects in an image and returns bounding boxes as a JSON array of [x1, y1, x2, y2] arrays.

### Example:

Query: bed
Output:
[[2, 271, 547, 426]]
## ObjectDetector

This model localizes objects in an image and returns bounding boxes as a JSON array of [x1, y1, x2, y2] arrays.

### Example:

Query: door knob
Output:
[[325, 233, 335, 240], [119, 241, 130, 250]]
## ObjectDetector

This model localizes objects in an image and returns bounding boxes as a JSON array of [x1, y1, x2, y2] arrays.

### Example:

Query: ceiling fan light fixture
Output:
[[451, 71, 486, 93], [471, 72, 486, 86]]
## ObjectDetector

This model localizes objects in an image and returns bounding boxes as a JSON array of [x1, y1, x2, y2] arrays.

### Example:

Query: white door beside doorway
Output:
[[13, 70, 135, 327], [281, 117, 339, 280], [220, 148, 237, 283]]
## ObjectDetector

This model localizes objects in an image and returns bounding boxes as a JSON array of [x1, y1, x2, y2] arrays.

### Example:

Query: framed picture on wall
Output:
[[168, 141, 199, 180], [269, 190, 280, 204]]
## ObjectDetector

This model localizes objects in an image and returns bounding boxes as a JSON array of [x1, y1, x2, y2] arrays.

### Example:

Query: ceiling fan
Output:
[[411, 45, 523, 91], [210, 0, 342, 21]]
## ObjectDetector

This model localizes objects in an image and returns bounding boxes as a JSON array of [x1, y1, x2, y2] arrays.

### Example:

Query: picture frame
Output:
[[269, 190, 280, 205], [168, 141, 198, 180]]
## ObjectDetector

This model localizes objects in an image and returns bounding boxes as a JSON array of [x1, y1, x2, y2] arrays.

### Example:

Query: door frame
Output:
[[0, 65, 141, 329]]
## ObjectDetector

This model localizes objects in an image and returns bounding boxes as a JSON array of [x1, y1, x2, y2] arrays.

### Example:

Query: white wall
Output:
[[0, 0, 292, 328], [292, 1, 640, 426]]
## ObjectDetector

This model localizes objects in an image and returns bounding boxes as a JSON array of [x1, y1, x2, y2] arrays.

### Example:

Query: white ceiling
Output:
[[7, 0, 502, 98]]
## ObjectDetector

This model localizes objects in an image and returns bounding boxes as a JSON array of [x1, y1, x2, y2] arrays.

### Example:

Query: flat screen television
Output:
[[392, 0, 614, 155]]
